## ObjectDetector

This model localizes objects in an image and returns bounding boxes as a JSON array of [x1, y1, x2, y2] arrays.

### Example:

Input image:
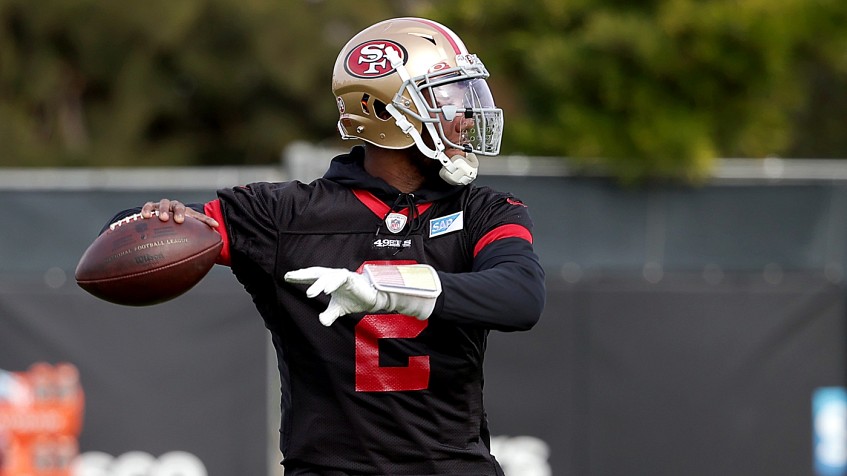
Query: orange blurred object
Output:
[[0, 363, 85, 476]]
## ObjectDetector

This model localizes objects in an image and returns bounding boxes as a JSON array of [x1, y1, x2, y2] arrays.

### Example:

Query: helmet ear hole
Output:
[[373, 100, 393, 121], [360, 94, 371, 116]]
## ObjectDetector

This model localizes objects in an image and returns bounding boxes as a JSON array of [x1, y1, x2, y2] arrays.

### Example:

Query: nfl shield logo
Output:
[[385, 212, 407, 234]]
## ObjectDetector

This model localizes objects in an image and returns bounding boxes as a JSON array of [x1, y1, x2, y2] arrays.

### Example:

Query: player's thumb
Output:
[[318, 307, 341, 326]]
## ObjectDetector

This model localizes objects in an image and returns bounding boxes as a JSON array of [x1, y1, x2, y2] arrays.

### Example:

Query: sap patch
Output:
[[429, 211, 463, 238]]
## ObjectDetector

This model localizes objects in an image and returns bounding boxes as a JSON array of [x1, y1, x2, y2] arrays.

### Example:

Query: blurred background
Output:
[[2, 0, 847, 475], [3, 0, 847, 179]]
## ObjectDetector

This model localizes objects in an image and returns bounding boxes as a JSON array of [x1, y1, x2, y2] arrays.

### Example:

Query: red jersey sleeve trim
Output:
[[203, 199, 231, 266], [473, 224, 533, 257]]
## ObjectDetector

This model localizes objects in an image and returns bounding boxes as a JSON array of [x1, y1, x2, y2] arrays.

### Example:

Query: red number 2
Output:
[[355, 314, 429, 392], [353, 260, 430, 392]]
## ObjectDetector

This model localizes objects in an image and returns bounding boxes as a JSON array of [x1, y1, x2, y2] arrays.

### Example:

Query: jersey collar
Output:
[[323, 146, 465, 204]]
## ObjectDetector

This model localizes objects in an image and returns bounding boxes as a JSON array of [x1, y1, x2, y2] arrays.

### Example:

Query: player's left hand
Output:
[[284, 267, 380, 326], [284, 265, 441, 326]]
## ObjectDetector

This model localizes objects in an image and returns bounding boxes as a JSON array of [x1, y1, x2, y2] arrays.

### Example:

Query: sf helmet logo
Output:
[[345, 40, 407, 78]]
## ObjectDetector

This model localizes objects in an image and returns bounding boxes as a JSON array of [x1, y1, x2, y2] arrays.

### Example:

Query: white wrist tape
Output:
[[363, 264, 442, 299]]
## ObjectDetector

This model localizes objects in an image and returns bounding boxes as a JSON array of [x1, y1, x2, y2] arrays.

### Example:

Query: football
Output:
[[75, 212, 223, 306]]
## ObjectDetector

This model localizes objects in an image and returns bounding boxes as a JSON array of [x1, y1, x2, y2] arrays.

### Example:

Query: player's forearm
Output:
[[434, 240, 545, 331]]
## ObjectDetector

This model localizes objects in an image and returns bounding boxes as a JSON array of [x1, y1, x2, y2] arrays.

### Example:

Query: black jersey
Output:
[[204, 147, 545, 475]]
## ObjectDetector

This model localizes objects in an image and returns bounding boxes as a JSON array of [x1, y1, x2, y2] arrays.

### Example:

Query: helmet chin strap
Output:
[[385, 103, 478, 185], [383, 47, 479, 186], [439, 152, 478, 185]]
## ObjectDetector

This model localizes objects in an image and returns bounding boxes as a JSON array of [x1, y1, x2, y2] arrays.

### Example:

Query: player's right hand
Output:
[[141, 198, 219, 228]]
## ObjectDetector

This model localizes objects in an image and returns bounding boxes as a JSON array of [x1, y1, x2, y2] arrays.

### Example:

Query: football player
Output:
[[109, 17, 545, 475]]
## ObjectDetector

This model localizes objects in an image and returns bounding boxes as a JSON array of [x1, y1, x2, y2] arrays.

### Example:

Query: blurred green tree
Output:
[[1, 0, 846, 182], [0, 0, 416, 166], [426, 0, 847, 182]]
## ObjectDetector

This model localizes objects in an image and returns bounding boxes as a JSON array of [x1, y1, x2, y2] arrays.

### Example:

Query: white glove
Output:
[[284, 264, 441, 326]]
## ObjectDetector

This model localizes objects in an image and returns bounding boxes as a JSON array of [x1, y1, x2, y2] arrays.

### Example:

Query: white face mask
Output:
[[425, 78, 503, 157], [383, 49, 503, 185]]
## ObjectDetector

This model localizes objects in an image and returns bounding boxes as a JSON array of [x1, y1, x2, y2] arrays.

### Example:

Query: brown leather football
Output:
[[75, 212, 223, 306]]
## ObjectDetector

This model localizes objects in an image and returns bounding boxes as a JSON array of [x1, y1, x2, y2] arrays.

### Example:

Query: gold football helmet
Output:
[[331, 17, 504, 185]]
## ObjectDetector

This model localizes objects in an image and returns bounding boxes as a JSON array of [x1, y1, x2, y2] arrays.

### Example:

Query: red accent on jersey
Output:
[[355, 314, 430, 392], [203, 199, 231, 266], [473, 224, 533, 257], [352, 189, 433, 218]]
